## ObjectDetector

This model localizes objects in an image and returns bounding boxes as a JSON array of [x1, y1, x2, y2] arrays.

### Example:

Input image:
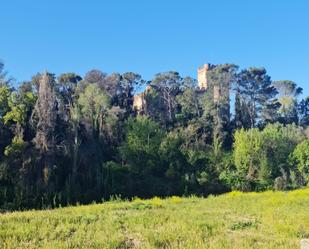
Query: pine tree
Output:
[[237, 67, 279, 128]]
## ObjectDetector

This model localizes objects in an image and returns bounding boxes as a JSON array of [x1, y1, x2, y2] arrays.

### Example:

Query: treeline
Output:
[[0, 62, 308, 210]]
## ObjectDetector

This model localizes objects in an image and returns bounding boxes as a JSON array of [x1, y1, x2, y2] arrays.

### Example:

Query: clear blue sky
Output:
[[1, 0, 308, 96]]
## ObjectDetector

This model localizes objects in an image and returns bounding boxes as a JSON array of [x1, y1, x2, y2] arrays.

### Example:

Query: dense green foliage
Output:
[[0, 62, 308, 210], [1, 189, 309, 248]]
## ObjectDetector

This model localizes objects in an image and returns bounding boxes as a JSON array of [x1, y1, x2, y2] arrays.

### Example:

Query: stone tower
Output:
[[132, 85, 152, 113], [133, 93, 146, 112], [198, 63, 225, 103], [197, 64, 209, 90]]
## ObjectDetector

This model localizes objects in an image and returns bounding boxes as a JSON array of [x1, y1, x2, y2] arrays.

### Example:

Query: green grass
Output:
[[1, 189, 309, 249]]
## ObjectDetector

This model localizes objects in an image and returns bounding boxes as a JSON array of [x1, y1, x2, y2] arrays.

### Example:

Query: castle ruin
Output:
[[133, 63, 223, 112]]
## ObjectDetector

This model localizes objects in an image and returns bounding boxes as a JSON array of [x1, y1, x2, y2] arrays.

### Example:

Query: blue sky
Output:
[[1, 0, 308, 96]]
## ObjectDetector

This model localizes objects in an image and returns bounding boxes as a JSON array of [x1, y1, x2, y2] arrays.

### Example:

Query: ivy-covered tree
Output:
[[207, 64, 238, 147]]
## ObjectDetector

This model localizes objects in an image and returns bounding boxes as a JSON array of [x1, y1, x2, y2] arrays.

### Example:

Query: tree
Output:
[[0, 61, 5, 85], [3, 87, 36, 156], [298, 97, 309, 126], [77, 83, 110, 137], [28, 71, 61, 205], [0, 85, 11, 119], [233, 123, 306, 191], [237, 68, 279, 128], [32, 72, 57, 154], [151, 71, 183, 124], [233, 128, 264, 190], [115, 72, 144, 114], [207, 64, 238, 146], [101, 73, 121, 99], [4, 89, 36, 136], [57, 73, 82, 108], [289, 139, 309, 186], [84, 69, 107, 85], [261, 123, 304, 185], [176, 77, 201, 122], [159, 131, 189, 194], [273, 80, 302, 124], [0, 61, 13, 86], [119, 116, 164, 196], [1, 62, 308, 210], [234, 90, 251, 129], [0, 84, 13, 156], [120, 116, 163, 174]]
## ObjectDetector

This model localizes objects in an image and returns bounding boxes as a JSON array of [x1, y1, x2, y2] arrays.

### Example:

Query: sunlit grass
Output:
[[1, 189, 309, 248]]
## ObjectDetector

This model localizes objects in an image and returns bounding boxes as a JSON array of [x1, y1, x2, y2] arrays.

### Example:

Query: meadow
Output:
[[1, 189, 309, 249]]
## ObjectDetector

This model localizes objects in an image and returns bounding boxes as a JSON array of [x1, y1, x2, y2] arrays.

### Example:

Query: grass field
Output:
[[1, 189, 309, 249]]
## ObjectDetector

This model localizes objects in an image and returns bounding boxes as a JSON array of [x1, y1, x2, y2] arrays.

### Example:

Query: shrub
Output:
[[289, 139, 309, 186]]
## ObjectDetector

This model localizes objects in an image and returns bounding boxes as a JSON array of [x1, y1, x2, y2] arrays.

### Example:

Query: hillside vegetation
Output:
[[1, 62, 309, 211], [1, 189, 309, 249]]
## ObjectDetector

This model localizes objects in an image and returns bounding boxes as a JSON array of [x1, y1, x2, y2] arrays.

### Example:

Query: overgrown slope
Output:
[[1, 189, 309, 249]]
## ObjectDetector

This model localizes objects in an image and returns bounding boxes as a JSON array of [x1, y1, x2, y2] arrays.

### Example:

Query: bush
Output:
[[289, 139, 309, 186], [233, 124, 306, 191]]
